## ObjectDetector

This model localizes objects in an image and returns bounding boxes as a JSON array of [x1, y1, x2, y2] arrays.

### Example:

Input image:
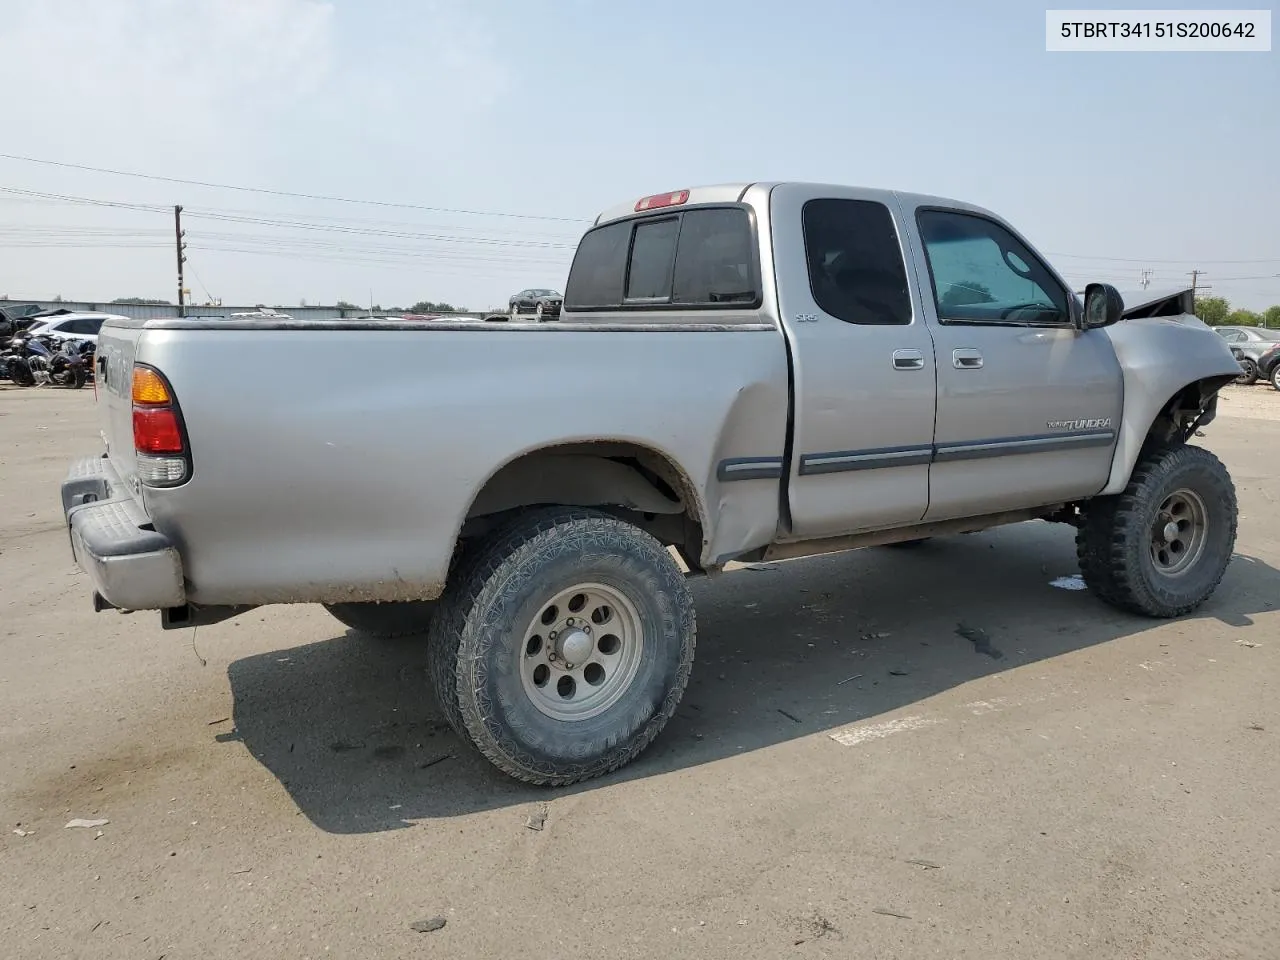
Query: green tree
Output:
[[112, 296, 172, 305], [1193, 296, 1230, 326], [1263, 305, 1280, 329], [410, 300, 463, 313], [336, 300, 357, 309], [1227, 309, 1262, 327]]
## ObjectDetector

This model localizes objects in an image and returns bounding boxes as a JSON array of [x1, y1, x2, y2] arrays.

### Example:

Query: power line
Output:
[[1049, 251, 1280, 265], [0, 152, 590, 223]]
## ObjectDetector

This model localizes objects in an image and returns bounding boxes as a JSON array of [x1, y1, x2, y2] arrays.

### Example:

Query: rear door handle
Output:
[[892, 349, 924, 370], [952, 348, 983, 369]]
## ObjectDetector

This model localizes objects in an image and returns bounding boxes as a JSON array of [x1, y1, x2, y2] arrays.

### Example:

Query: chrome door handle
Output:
[[952, 348, 983, 369], [892, 349, 924, 370]]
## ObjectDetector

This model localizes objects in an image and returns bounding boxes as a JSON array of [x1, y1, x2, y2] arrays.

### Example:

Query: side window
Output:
[[1221, 330, 1245, 343], [564, 221, 631, 309], [918, 210, 1069, 325], [625, 217, 679, 300], [672, 208, 756, 304], [802, 199, 912, 325]]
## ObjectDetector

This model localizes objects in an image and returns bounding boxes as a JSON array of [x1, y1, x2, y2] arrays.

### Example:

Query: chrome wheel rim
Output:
[[519, 582, 643, 721], [1149, 488, 1208, 577]]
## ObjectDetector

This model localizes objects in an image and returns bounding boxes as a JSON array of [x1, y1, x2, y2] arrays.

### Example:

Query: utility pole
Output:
[[174, 205, 187, 317], [1188, 269, 1204, 298]]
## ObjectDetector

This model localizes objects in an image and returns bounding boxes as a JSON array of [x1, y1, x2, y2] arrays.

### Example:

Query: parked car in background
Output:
[[24, 311, 127, 346], [508, 288, 563, 319], [1249, 343, 1280, 391], [1215, 325, 1280, 384]]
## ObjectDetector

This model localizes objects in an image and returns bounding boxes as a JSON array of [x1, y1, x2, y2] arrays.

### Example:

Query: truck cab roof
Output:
[[592, 182, 995, 227]]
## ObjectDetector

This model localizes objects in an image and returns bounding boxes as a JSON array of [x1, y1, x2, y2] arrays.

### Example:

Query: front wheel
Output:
[[1076, 445, 1237, 618], [1235, 358, 1259, 385], [324, 600, 435, 638], [427, 507, 695, 786]]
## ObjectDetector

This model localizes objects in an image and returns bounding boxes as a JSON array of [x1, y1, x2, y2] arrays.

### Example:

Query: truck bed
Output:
[[91, 317, 790, 606]]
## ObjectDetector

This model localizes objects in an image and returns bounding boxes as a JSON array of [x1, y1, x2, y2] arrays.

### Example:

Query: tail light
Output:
[[131, 364, 190, 486]]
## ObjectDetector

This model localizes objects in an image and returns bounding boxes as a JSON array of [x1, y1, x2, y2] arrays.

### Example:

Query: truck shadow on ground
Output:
[[221, 521, 1279, 833]]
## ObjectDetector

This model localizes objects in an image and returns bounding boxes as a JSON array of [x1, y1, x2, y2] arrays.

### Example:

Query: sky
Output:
[[0, 0, 1276, 312]]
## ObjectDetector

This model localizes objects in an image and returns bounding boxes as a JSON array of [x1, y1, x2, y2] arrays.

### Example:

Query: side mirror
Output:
[[1082, 282, 1125, 329]]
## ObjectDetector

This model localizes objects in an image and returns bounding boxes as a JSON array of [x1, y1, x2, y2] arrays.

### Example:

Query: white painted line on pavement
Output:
[[829, 715, 940, 746]]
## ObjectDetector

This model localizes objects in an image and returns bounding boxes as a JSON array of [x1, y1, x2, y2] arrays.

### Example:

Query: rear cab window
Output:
[[564, 206, 760, 312]]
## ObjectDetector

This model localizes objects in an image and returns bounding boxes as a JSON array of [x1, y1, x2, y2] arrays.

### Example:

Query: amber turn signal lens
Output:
[[132, 367, 172, 405]]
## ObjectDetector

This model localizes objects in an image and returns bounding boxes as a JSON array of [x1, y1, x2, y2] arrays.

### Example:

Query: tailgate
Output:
[[93, 320, 147, 490]]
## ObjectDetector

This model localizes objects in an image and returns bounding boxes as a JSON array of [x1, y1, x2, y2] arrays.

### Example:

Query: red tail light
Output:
[[133, 406, 184, 453], [130, 364, 190, 484]]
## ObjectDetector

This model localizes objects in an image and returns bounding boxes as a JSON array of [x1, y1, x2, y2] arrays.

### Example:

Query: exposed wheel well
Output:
[[1142, 375, 1235, 453], [454, 442, 707, 573]]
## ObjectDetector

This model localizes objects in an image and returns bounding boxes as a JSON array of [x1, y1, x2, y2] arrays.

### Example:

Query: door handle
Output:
[[892, 349, 924, 370], [952, 348, 983, 369]]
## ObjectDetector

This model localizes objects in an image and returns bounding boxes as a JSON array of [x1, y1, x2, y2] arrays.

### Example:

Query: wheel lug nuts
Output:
[[566, 617, 575, 626]]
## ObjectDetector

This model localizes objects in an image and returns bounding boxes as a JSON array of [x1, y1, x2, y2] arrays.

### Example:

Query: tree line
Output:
[[1194, 297, 1280, 328]]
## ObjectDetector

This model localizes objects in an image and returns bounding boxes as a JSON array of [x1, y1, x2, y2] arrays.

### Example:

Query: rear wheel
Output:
[[324, 600, 435, 638], [1076, 445, 1236, 617], [1235, 358, 1258, 385], [427, 507, 695, 785], [1272, 364, 1280, 391]]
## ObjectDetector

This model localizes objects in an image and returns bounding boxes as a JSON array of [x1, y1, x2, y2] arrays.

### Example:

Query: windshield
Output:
[[532, 289, 560, 297]]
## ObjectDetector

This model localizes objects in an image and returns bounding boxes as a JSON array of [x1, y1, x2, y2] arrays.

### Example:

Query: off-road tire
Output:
[[324, 600, 436, 638], [426, 507, 696, 786], [1235, 358, 1259, 386], [1076, 445, 1236, 618]]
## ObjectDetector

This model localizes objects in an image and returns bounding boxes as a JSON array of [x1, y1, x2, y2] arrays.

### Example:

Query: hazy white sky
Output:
[[1, 0, 1277, 311]]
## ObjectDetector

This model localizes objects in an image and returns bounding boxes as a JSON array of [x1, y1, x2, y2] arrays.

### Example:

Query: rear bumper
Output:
[[61, 456, 186, 611]]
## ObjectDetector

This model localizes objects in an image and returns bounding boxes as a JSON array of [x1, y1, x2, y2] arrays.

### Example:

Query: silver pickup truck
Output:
[[61, 182, 1242, 786]]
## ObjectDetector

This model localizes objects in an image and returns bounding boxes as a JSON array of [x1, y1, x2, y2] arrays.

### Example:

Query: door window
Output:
[[918, 210, 1069, 326]]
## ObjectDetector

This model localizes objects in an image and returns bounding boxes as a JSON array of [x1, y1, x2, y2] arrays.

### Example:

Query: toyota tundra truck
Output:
[[60, 182, 1243, 786]]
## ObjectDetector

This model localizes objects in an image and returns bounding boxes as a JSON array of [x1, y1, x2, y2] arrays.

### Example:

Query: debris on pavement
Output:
[[777, 708, 802, 724], [872, 907, 913, 920], [525, 806, 547, 832], [207, 717, 230, 726], [1049, 575, 1087, 591], [956, 622, 1005, 660], [65, 818, 109, 829], [905, 859, 941, 870], [418, 753, 453, 770], [409, 916, 447, 933], [13, 828, 33, 837], [1235, 638, 1260, 648], [836, 674, 864, 685], [888, 669, 909, 677], [792, 913, 840, 945]]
